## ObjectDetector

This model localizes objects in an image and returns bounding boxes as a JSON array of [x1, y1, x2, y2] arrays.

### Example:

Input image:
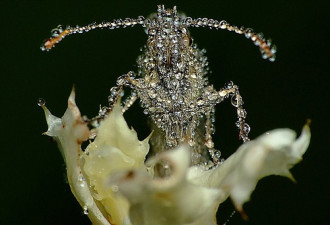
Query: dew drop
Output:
[[231, 96, 238, 107], [83, 205, 89, 215], [208, 93, 218, 101], [111, 185, 119, 192], [40, 44, 46, 51], [197, 99, 204, 106], [50, 28, 60, 37], [215, 150, 221, 158], [271, 45, 277, 53], [205, 139, 214, 148], [243, 123, 251, 134], [57, 24, 64, 33], [188, 139, 195, 146], [78, 175, 86, 187], [237, 108, 247, 118], [37, 98, 46, 106], [225, 81, 233, 89]]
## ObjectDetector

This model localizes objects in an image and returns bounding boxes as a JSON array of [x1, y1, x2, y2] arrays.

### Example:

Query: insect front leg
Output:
[[121, 91, 138, 114], [112, 71, 142, 113], [86, 71, 141, 128], [205, 110, 222, 165], [218, 81, 250, 142]]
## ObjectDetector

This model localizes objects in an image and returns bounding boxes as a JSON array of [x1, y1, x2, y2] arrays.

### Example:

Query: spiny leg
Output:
[[219, 81, 250, 142], [203, 82, 250, 164], [85, 71, 140, 127], [109, 71, 141, 113]]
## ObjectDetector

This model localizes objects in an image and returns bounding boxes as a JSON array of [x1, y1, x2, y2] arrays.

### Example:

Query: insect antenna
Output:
[[185, 18, 277, 61], [40, 16, 146, 51]]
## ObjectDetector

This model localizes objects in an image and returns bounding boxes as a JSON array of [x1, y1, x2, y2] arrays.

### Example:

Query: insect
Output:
[[41, 5, 276, 167]]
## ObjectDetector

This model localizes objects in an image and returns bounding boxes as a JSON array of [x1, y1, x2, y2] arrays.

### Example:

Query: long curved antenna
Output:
[[184, 17, 277, 61], [40, 16, 146, 51]]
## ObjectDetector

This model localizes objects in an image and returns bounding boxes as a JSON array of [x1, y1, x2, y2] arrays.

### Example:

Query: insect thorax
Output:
[[134, 7, 217, 163]]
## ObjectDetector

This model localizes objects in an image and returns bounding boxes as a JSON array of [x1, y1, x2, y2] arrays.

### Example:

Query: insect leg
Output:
[[205, 110, 222, 165], [219, 82, 250, 142], [85, 71, 141, 127], [122, 91, 138, 113]]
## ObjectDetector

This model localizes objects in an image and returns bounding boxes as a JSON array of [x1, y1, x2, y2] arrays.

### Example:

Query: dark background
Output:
[[1, 0, 329, 224]]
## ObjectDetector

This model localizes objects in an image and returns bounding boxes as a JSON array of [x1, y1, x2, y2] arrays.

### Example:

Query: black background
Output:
[[1, 0, 329, 224]]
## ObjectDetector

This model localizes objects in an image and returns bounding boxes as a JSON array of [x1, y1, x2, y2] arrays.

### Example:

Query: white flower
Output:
[[41, 89, 311, 225]]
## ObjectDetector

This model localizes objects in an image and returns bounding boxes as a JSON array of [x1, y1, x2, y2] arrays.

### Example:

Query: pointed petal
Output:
[[82, 100, 151, 225], [42, 89, 110, 225], [188, 124, 311, 212]]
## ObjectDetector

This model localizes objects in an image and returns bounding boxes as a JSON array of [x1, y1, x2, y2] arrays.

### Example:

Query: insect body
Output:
[[42, 5, 276, 166]]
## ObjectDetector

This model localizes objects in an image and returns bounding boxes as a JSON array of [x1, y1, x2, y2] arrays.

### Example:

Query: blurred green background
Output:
[[1, 0, 328, 224]]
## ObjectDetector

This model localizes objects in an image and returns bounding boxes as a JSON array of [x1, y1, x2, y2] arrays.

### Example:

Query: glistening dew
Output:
[[40, 5, 309, 225]]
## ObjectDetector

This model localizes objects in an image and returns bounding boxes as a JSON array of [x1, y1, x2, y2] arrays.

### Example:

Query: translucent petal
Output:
[[188, 123, 311, 213], [42, 89, 110, 225]]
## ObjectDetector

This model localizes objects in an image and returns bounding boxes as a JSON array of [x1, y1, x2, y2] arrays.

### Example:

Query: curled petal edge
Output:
[[188, 122, 311, 215], [42, 88, 111, 225]]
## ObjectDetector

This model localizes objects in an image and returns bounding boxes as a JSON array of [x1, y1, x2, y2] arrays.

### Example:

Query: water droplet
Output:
[[177, 62, 183, 70], [219, 20, 227, 29], [225, 81, 233, 89], [208, 93, 218, 101], [262, 53, 268, 59], [78, 175, 86, 187], [40, 43, 47, 51], [57, 25, 64, 33], [83, 205, 89, 215], [50, 27, 61, 37], [237, 108, 247, 118], [243, 123, 250, 134], [110, 87, 118, 95], [197, 99, 204, 106], [215, 150, 221, 158], [231, 96, 238, 107], [175, 72, 182, 79], [120, 90, 125, 97], [188, 139, 195, 146], [271, 45, 277, 54], [269, 56, 276, 62], [205, 139, 214, 148], [156, 42, 163, 48], [111, 185, 119, 192], [148, 89, 157, 98], [148, 28, 156, 35], [37, 98, 46, 106]]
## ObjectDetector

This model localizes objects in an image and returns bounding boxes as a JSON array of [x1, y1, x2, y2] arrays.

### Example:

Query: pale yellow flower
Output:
[[41, 89, 310, 225]]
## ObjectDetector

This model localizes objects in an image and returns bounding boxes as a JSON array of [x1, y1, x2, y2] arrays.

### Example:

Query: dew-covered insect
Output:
[[41, 5, 276, 167]]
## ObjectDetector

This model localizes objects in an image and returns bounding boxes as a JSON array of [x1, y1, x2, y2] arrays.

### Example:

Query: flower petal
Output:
[[42, 89, 111, 225], [110, 146, 221, 225], [82, 99, 150, 225], [188, 124, 311, 213]]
